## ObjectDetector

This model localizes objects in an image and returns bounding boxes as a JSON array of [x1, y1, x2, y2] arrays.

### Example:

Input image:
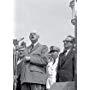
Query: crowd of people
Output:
[[13, 32, 77, 90]]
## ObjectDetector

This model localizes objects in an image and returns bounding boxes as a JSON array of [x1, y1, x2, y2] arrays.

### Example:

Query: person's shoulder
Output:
[[42, 45, 48, 51], [39, 43, 48, 49], [42, 45, 48, 48], [39, 44, 48, 54]]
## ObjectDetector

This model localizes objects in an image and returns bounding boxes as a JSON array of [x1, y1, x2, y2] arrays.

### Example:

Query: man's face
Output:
[[64, 40, 72, 49], [50, 51, 59, 60], [29, 33, 38, 43]]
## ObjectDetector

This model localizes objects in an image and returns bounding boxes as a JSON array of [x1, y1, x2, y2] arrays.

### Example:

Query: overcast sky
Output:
[[15, 0, 74, 50]]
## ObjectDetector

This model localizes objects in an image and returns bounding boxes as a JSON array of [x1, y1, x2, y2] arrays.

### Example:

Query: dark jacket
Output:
[[56, 48, 76, 82]]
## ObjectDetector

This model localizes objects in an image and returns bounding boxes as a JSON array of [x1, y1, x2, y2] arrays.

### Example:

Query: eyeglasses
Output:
[[63, 40, 72, 43]]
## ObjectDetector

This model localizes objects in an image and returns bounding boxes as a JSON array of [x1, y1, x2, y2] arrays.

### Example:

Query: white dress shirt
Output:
[[65, 49, 70, 56]]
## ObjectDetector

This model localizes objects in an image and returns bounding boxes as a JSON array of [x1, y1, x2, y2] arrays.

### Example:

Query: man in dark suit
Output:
[[20, 32, 48, 90], [56, 35, 76, 82]]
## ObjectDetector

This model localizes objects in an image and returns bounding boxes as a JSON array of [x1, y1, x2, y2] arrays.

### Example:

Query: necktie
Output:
[[62, 49, 67, 54], [30, 44, 34, 52], [28, 44, 34, 54]]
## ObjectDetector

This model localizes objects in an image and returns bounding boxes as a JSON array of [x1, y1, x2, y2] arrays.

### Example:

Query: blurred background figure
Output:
[[46, 46, 60, 90], [13, 37, 25, 90], [13, 37, 24, 50], [13, 39, 19, 90], [20, 41, 26, 48], [16, 41, 27, 90]]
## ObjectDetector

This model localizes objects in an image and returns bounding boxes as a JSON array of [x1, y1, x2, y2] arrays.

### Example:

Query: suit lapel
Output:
[[61, 49, 73, 67], [60, 54, 66, 67], [30, 43, 40, 53], [65, 48, 73, 59]]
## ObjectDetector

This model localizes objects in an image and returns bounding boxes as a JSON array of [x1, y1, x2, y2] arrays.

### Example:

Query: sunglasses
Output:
[[63, 40, 72, 43]]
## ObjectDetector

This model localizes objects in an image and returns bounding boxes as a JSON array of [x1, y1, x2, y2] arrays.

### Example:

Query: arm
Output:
[[73, 51, 77, 81], [41, 45, 49, 64]]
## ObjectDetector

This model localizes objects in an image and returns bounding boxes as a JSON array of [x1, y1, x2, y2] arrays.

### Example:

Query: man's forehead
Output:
[[30, 32, 36, 35], [29, 32, 39, 39], [66, 37, 71, 41], [63, 37, 73, 42], [30, 33, 38, 36]]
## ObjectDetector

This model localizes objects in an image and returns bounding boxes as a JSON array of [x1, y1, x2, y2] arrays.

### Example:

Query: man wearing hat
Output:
[[56, 35, 76, 82], [20, 32, 48, 90], [46, 46, 60, 90]]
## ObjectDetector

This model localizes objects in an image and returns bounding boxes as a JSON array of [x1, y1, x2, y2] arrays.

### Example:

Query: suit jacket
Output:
[[56, 48, 76, 82], [20, 43, 48, 85]]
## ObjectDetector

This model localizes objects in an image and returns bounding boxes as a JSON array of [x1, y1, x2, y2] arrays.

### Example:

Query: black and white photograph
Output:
[[13, 0, 77, 90]]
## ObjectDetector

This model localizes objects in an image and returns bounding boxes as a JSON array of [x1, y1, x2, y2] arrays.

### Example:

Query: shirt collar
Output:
[[65, 48, 71, 56], [33, 41, 39, 47]]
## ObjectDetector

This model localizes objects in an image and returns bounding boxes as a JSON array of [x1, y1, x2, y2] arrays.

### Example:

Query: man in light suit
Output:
[[20, 32, 48, 90], [56, 35, 76, 82]]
